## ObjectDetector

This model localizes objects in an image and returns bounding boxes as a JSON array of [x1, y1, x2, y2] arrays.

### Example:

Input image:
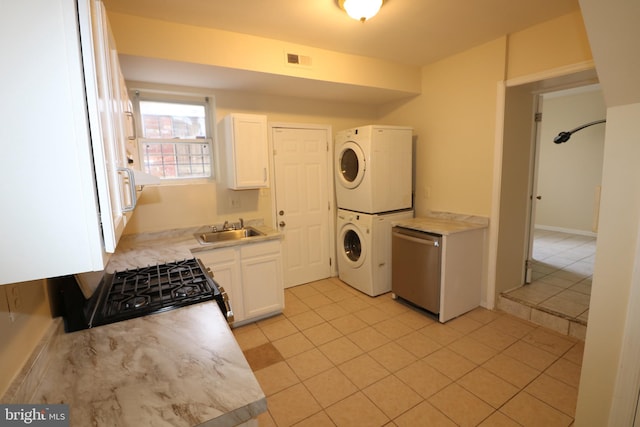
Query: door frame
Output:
[[524, 95, 544, 284], [268, 122, 337, 278], [488, 63, 599, 308]]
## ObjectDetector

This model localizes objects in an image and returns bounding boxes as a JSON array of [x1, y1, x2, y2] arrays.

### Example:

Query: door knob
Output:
[[279, 221, 286, 227], [536, 195, 542, 200]]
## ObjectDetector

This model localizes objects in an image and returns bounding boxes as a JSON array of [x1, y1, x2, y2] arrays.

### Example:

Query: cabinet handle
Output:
[[118, 167, 137, 212], [393, 232, 439, 247], [125, 111, 136, 140]]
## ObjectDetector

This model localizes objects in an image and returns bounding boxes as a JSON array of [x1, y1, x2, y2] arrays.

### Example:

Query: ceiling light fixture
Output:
[[338, 0, 384, 22]]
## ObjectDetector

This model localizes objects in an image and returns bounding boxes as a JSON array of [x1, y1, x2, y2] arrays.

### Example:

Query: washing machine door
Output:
[[339, 223, 367, 268], [336, 141, 366, 189]]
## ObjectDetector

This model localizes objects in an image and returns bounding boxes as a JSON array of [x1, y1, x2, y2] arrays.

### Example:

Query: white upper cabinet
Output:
[[223, 114, 270, 189], [0, 0, 133, 285]]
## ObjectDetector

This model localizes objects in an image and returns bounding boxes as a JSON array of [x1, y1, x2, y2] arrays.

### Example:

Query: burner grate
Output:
[[92, 258, 218, 327]]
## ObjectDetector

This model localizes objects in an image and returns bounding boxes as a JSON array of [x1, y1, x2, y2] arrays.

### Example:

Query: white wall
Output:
[[574, 0, 640, 421], [536, 86, 605, 233], [575, 102, 640, 425]]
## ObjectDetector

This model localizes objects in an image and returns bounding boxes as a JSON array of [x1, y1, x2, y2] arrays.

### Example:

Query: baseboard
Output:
[[535, 224, 597, 238]]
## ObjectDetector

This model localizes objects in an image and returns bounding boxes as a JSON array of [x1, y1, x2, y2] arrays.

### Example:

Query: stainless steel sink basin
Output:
[[194, 226, 265, 244]]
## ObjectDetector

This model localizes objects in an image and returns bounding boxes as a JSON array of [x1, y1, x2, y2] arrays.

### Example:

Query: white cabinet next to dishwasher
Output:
[[197, 240, 284, 325], [0, 0, 134, 285]]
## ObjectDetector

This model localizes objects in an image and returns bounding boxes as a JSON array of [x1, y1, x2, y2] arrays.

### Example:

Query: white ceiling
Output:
[[103, 0, 582, 102]]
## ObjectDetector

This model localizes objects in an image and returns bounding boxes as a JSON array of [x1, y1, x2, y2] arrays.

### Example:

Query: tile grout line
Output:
[[246, 283, 582, 426]]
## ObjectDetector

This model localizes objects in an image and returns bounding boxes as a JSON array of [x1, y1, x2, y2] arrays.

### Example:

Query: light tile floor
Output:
[[502, 229, 595, 326], [233, 277, 583, 426]]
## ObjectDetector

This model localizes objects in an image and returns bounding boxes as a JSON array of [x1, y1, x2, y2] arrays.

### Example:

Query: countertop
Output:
[[106, 222, 282, 273], [3, 222, 281, 426], [392, 212, 489, 236], [6, 305, 266, 427]]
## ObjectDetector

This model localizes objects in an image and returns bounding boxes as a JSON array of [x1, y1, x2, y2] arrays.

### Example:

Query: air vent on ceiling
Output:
[[285, 52, 312, 68]]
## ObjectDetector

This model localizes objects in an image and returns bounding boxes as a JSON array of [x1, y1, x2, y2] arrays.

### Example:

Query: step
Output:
[[497, 293, 587, 340]]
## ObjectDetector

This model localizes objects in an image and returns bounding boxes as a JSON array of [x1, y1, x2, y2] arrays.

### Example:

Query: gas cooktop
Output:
[[92, 259, 218, 327], [61, 258, 232, 332]]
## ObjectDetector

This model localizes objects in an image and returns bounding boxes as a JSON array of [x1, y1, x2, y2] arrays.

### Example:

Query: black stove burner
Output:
[[86, 258, 220, 328], [174, 285, 198, 298], [123, 295, 150, 310]]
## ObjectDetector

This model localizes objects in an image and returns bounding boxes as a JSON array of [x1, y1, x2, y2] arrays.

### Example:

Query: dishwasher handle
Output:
[[392, 230, 440, 247]]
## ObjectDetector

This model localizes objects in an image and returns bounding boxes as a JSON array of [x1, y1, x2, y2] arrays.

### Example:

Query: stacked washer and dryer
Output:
[[335, 125, 414, 297]]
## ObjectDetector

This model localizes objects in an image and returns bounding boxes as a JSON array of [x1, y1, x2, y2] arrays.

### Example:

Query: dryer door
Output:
[[336, 141, 365, 189], [339, 223, 367, 268]]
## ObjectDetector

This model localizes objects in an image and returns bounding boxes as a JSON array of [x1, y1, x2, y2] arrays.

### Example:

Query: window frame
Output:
[[132, 91, 216, 184]]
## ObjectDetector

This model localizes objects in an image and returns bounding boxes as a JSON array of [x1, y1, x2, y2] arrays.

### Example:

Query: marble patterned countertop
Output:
[[3, 222, 282, 427], [392, 211, 489, 235], [107, 221, 282, 273]]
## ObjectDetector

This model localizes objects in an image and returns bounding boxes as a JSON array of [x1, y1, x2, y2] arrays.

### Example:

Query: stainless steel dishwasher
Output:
[[391, 226, 442, 314]]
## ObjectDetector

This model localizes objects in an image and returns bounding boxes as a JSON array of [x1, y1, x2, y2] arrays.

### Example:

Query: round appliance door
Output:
[[339, 223, 367, 268], [336, 141, 366, 189]]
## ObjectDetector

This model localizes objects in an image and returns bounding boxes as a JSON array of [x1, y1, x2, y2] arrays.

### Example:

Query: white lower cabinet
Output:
[[196, 240, 283, 325], [197, 248, 244, 321], [240, 241, 284, 321]]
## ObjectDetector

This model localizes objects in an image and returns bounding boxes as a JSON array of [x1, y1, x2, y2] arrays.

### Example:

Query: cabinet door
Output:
[[197, 249, 244, 322], [225, 114, 269, 189], [0, 0, 110, 284], [240, 242, 284, 319], [79, 0, 129, 252]]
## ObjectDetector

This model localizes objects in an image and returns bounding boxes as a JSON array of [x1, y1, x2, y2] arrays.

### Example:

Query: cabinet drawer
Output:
[[196, 248, 237, 264], [240, 240, 280, 258]]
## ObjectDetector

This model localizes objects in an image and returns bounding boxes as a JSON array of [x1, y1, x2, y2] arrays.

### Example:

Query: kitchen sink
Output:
[[194, 226, 265, 244]]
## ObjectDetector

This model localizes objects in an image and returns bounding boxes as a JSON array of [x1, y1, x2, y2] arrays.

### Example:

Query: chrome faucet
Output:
[[239, 218, 244, 229], [223, 220, 230, 230]]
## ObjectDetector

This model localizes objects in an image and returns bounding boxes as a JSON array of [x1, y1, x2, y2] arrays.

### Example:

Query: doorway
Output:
[[271, 124, 335, 288], [506, 85, 605, 322], [493, 68, 602, 335]]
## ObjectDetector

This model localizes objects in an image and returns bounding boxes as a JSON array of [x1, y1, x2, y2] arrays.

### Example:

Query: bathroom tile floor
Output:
[[501, 229, 595, 331], [233, 276, 583, 426]]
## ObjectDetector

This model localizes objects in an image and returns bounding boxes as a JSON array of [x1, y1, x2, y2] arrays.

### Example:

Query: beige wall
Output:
[[121, 10, 593, 239], [124, 85, 380, 235], [536, 87, 605, 233], [377, 12, 593, 301], [108, 12, 421, 96], [0, 281, 52, 397], [2, 8, 596, 403], [506, 11, 592, 80], [379, 37, 507, 219]]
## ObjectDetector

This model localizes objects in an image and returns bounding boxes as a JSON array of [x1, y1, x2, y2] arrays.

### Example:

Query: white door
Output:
[[273, 126, 332, 288]]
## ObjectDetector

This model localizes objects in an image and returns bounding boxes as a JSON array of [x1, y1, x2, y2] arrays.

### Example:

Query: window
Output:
[[136, 97, 213, 180]]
